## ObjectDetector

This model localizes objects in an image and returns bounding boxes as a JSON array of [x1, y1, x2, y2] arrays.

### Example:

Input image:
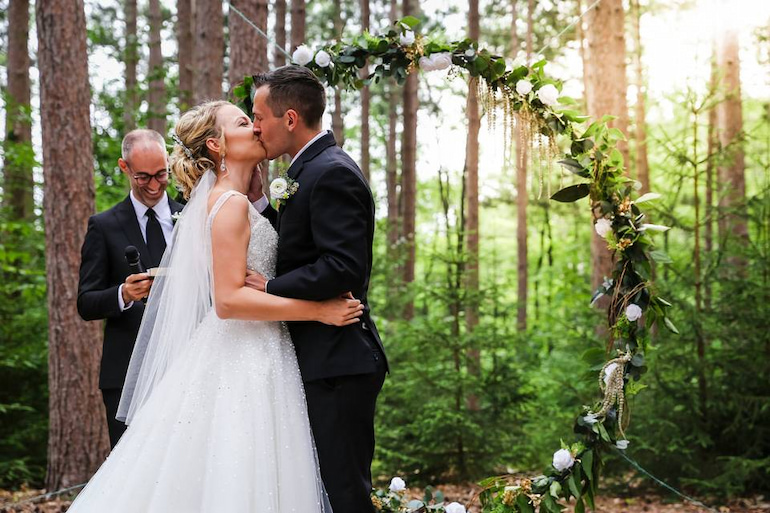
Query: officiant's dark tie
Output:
[[146, 208, 166, 267]]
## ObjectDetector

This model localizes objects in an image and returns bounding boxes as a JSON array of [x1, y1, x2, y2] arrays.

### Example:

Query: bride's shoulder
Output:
[[207, 189, 250, 227]]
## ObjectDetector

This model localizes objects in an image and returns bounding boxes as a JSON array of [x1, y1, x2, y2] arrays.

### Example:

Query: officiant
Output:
[[77, 129, 183, 448]]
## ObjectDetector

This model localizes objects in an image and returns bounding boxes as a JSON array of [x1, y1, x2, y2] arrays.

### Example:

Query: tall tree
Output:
[[147, 0, 166, 134], [194, 0, 224, 103], [275, 0, 287, 66], [124, 0, 138, 130], [3, 0, 34, 221], [705, 46, 717, 309], [630, 0, 649, 193], [331, 0, 345, 146], [464, 0, 481, 411], [401, 0, 419, 319], [176, 0, 194, 111], [359, 0, 371, 181], [583, 0, 630, 297], [229, 0, 268, 89], [716, 28, 748, 270], [385, 0, 400, 281], [291, 0, 306, 51], [37, 0, 110, 489]]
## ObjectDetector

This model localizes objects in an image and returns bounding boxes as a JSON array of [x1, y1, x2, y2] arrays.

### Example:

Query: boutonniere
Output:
[[171, 212, 182, 224], [270, 175, 300, 210]]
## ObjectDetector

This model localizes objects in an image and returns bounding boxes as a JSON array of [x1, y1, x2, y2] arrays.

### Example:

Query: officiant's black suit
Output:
[[264, 132, 388, 513], [77, 195, 182, 447]]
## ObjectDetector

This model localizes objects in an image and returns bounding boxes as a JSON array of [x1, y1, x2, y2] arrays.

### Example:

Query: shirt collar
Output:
[[130, 190, 170, 220], [289, 130, 328, 167]]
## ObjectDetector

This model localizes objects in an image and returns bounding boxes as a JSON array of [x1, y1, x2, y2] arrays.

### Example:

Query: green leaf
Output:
[[557, 159, 590, 178], [406, 499, 424, 510], [581, 450, 593, 483], [575, 497, 586, 513], [664, 316, 680, 334], [567, 473, 581, 499], [549, 480, 562, 499], [399, 16, 421, 29], [649, 249, 673, 264], [517, 494, 536, 513], [551, 183, 590, 203], [635, 192, 661, 204]]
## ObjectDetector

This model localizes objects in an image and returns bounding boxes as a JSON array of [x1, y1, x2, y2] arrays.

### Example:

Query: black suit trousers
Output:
[[304, 358, 386, 513], [101, 388, 127, 448]]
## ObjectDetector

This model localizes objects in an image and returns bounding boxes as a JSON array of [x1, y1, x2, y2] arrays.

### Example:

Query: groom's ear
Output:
[[285, 109, 299, 132]]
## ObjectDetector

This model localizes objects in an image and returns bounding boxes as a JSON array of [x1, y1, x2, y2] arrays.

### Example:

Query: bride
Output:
[[67, 101, 362, 512]]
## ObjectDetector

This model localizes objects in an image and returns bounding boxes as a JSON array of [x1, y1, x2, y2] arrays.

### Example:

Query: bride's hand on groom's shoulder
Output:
[[317, 294, 364, 327]]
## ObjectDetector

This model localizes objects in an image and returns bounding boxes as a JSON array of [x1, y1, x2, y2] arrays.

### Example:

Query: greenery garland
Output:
[[233, 16, 678, 513]]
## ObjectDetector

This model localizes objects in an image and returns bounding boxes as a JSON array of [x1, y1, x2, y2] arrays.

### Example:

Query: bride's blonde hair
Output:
[[169, 100, 230, 199]]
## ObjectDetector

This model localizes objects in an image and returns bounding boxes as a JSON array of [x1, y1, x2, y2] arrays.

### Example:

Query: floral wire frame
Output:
[[232, 17, 677, 513]]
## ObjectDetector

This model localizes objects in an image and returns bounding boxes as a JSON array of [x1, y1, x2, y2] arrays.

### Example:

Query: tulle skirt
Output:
[[68, 312, 331, 512]]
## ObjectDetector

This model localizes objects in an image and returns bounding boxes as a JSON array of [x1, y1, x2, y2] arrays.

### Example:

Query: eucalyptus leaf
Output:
[[635, 192, 661, 204], [664, 316, 680, 334], [551, 183, 590, 203]]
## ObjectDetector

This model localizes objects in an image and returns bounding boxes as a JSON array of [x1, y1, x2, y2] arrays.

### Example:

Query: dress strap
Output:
[[207, 190, 249, 225]]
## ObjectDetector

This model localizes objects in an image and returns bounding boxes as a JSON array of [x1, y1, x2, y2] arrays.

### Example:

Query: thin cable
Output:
[[0, 482, 86, 508], [228, 3, 292, 61], [534, 0, 603, 58], [615, 448, 721, 513]]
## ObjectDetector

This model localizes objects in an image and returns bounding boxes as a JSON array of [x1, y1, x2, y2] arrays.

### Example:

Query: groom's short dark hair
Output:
[[253, 66, 326, 128]]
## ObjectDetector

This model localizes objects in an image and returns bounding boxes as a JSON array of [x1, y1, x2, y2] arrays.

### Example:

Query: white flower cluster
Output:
[[419, 52, 453, 72], [515, 80, 560, 106], [292, 45, 332, 68]]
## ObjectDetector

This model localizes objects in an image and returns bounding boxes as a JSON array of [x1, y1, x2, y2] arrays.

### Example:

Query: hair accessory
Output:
[[171, 132, 194, 159]]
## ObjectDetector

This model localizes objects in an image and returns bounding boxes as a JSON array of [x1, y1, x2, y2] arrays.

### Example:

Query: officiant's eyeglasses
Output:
[[128, 166, 169, 185]]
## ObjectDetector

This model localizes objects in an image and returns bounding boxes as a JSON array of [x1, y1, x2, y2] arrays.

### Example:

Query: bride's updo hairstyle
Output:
[[169, 100, 230, 199]]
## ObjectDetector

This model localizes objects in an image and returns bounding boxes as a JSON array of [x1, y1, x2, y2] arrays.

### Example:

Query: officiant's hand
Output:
[[122, 273, 152, 303], [245, 269, 267, 292], [246, 163, 267, 203]]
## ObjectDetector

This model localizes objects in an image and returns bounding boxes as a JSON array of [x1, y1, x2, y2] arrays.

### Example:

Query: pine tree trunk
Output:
[[331, 0, 344, 146], [177, 0, 194, 111], [37, 0, 110, 490], [291, 0, 306, 50], [630, 0, 649, 193], [716, 28, 748, 271], [194, 0, 224, 103], [124, 0, 138, 130], [359, 0, 371, 181], [275, 0, 287, 66], [147, 0, 166, 134], [584, 0, 630, 298], [3, 0, 34, 221], [229, 0, 268, 91], [401, 0, 419, 320], [464, 0, 481, 411], [705, 48, 717, 310]]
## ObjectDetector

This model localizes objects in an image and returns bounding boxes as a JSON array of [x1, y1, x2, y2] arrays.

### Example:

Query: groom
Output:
[[248, 65, 388, 513]]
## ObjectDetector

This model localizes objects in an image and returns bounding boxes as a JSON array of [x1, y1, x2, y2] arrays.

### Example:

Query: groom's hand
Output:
[[246, 164, 267, 203], [245, 269, 267, 292]]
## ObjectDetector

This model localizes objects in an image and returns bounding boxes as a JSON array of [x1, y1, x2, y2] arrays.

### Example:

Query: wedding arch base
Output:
[[234, 17, 677, 513]]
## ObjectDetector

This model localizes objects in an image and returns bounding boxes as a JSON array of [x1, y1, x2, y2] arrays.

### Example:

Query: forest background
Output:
[[0, 0, 768, 503]]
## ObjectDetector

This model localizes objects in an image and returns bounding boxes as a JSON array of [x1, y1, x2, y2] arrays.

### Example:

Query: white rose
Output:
[[465, 48, 476, 58], [626, 303, 642, 322], [292, 45, 313, 66], [270, 177, 289, 200], [314, 50, 331, 68], [603, 362, 620, 386], [445, 503, 466, 513], [388, 476, 406, 493], [537, 84, 560, 106], [431, 52, 453, 71], [419, 56, 436, 72], [515, 79, 533, 95], [400, 30, 415, 46], [552, 448, 575, 472], [615, 439, 630, 450], [582, 414, 599, 425], [594, 218, 612, 238]]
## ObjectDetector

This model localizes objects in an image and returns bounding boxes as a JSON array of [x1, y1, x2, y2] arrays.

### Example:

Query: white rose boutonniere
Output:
[[171, 212, 182, 224], [270, 175, 299, 209]]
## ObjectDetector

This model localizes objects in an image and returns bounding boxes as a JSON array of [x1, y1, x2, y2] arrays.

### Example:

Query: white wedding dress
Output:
[[68, 190, 331, 512]]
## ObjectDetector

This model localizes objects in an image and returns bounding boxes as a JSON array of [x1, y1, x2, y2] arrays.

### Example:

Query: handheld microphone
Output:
[[125, 245, 147, 304]]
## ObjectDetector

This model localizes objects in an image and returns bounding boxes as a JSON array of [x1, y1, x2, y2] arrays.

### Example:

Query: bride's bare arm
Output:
[[210, 195, 363, 324]]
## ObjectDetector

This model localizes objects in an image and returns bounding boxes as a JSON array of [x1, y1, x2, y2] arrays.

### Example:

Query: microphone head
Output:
[[125, 245, 140, 263]]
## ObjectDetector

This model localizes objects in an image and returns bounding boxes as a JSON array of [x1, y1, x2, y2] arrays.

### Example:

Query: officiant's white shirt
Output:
[[119, 191, 174, 311]]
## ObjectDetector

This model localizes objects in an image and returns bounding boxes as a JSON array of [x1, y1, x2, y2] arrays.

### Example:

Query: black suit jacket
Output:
[[77, 195, 183, 389], [265, 132, 388, 381]]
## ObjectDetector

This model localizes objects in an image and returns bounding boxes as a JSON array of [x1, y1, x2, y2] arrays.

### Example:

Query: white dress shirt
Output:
[[119, 191, 174, 311]]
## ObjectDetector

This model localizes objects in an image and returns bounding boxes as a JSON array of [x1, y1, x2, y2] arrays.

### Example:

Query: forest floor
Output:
[[1, 484, 769, 513]]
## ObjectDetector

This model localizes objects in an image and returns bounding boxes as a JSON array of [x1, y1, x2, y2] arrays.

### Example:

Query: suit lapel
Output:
[[115, 196, 152, 270]]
